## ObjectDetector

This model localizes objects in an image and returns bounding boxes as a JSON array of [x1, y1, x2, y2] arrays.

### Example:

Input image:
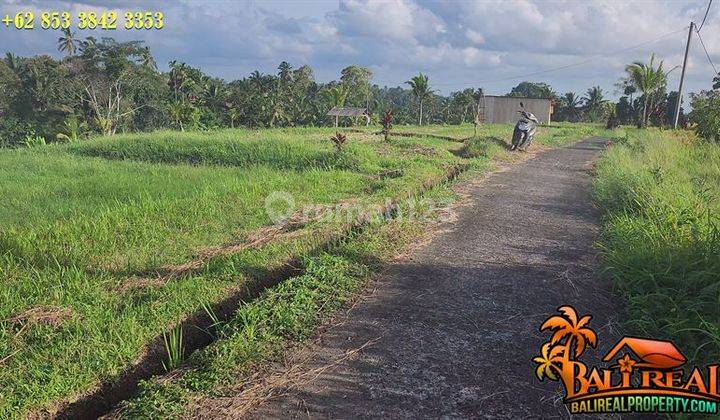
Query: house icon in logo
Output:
[[602, 336, 687, 370]]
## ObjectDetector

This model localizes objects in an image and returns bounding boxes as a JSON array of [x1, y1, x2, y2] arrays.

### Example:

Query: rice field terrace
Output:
[[0, 123, 601, 417]]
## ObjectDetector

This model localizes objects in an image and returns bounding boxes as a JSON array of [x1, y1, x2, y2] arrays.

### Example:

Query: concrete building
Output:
[[479, 96, 553, 124]]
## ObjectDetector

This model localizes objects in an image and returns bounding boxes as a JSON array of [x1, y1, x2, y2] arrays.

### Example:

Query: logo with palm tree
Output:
[[533, 305, 720, 415], [534, 306, 597, 390]]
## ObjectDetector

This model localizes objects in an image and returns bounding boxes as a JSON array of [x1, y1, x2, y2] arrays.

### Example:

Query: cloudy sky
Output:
[[1, 0, 718, 97]]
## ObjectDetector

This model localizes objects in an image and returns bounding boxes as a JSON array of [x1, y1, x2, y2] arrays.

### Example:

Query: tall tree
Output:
[[449, 88, 476, 123], [321, 85, 349, 108], [507, 81, 557, 100], [57, 28, 77, 56], [340, 65, 372, 107], [278, 61, 293, 84], [623, 54, 668, 127], [583, 86, 608, 121], [4, 53, 20, 72], [560, 92, 582, 122], [139, 47, 157, 71], [615, 96, 635, 125], [406, 73, 432, 125]]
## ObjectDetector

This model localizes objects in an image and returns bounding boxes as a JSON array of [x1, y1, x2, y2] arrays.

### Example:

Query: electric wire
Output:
[[697, 0, 713, 32], [695, 28, 718, 74], [371, 27, 687, 89]]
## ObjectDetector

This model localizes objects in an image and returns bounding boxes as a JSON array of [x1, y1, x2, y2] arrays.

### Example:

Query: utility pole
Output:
[[673, 22, 694, 129]]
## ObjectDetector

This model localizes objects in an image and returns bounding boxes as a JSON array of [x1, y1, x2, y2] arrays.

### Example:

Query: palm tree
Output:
[[624, 54, 668, 127], [277, 61, 292, 84], [561, 92, 582, 122], [583, 86, 608, 121], [227, 107, 240, 128], [406, 73, 432, 125], [57, 28, 77, 56], [322, 85, 349, 127], [322, 85, 349, 108]]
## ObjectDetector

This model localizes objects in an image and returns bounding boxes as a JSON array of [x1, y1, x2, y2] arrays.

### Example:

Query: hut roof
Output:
[[327, 107, 368, 117]]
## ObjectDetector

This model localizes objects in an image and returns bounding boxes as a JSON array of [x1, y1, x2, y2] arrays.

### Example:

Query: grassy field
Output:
[[359, 122, 599, 145], [594, 128, 720, 365], [0, 123, 600, 417]]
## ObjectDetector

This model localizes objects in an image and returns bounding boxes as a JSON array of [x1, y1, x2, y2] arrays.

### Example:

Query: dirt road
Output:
[[192, 137, 621, 418]]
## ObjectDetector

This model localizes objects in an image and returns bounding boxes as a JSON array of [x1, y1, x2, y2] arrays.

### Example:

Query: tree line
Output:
[[0, 33, 489, 147], [0, 31, 717, 146]]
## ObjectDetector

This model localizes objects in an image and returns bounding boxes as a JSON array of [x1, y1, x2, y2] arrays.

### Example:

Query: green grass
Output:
[[0, 123, 602, 417], [119, 216, 425, 418], [66, 128, 373, 171], [359, 121, 600, 143], [594, 128, 720, 365]]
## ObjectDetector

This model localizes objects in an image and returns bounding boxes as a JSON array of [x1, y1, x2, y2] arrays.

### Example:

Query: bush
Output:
[[689, 91, 720, 142], [23, 135, 46, 147], [0, 116, 33, 148]]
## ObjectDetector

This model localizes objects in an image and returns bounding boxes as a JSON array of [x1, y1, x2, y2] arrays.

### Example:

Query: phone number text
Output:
[[2, 11, 165, 30]]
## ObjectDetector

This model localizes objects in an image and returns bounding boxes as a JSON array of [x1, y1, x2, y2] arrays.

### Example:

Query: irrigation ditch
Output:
[[48, 160, 470, 419]]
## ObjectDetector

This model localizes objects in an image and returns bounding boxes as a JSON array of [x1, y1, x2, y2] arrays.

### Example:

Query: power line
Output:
[[473, 27, 687, 85], [695, 28, 718, 74], [372, 27, 686, 89], [697, 0, 713, 32]]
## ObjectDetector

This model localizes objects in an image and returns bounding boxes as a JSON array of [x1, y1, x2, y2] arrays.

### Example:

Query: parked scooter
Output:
[[511, 102, 539, 151]]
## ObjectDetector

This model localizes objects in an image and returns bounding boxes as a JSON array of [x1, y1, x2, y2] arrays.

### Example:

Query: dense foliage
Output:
[[689, 73, 720, 142], [0, 35, 494, 145], [0, 34, 696, 146]]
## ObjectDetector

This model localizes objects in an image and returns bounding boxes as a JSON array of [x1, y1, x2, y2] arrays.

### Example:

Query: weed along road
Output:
[[188, 137, 620, 418]]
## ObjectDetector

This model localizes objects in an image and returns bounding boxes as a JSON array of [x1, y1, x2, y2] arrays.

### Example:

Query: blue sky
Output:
[[0, 0, 718, 98]]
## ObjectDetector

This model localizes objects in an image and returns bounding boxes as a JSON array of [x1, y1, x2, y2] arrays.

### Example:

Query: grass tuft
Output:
[[162, 325, 184, 372]]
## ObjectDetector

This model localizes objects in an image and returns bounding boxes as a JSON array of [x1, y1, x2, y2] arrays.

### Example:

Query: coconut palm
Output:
[[322, 85, 349, 108], [561, 92, 582, 122], [583, 86, 608, 121], [583, 87, 606, 111], [624, 54, 668, 127], [57, 28, 77, 56], [227, 107, 240, 128], [406, 73, 432, 125]]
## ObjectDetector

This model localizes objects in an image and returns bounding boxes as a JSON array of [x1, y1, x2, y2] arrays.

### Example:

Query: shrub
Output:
[[0, 116, 33, 148], [23, 135, 46, 148], [380, 109, 393, 142], [689, 91, 720, 142], [330, 132, 347, 151]]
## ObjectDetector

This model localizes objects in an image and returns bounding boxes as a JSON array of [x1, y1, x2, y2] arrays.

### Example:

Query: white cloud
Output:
[[465, 29, 485, 45], [0, 0, 717, 96]]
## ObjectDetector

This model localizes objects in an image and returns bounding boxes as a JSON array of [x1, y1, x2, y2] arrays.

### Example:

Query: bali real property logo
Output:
[[534, 306, 719, 414]]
